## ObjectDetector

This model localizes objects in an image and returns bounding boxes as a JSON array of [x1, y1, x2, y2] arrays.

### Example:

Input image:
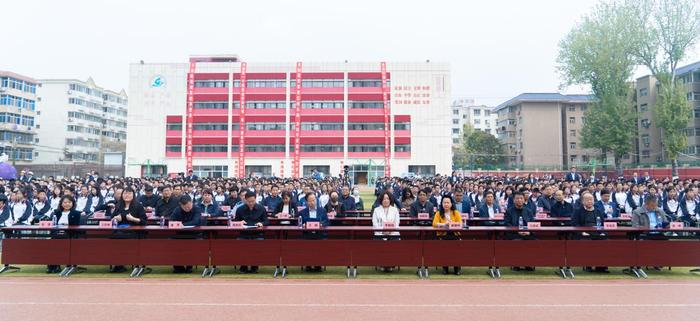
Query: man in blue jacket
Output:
[[594, 189, 619, 218], [298, 192, 329, 272]]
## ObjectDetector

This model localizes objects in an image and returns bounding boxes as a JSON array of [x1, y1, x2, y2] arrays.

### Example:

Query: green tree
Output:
[[457, 124, 505, 169], [628, 0, 700, 177], [558, 0, 639, 175]]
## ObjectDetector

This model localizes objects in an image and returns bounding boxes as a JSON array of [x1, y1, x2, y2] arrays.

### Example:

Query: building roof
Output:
[[495, 93, 596, 111], [676, 60, 700, 76], [0, 71, 38, 84]]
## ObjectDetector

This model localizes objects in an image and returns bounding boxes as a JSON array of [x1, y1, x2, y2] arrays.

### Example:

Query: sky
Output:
[[2, 0, 699, 106]]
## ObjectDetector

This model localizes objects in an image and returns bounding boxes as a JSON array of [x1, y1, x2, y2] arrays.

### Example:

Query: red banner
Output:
[[381, 62, 391, 177], [293, 62, 302, 178], [238, 62, 247, 178], [185, 62, 196, 172]]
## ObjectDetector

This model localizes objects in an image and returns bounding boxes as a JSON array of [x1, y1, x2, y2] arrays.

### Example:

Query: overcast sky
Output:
[[2, 0, 699, 106]]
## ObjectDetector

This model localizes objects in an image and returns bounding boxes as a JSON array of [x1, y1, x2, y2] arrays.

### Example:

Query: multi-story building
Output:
[[0, 71, 38, 164], [495, 93, 600, 169], [451, 98, 497, 144], [635, 61, 700, 164], [126, 55, 451, 182], [35, 77, 128, 164]]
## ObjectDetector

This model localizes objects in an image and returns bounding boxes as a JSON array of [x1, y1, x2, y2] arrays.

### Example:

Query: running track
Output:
[[1, 278, 699, 321]]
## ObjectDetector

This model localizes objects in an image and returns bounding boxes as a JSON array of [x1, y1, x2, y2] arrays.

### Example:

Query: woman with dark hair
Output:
[[111, 187, 147, 226], [46, 195, 81, 273], [432, 195, 462, 275], [273, 190, 298, 218], [400, 188, 416, 210], [110, 187, 147, 274], [49, 185, 63, 211], [372, 191, 400, 240], [89, 185, 104, 213]]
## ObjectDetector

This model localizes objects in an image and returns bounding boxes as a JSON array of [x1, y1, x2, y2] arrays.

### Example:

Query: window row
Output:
[[0, 94, 36, 111], [1, 77, 37, 94]]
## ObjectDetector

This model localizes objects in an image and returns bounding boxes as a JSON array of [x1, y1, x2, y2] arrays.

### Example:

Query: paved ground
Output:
[[1, 278, 699, 321]]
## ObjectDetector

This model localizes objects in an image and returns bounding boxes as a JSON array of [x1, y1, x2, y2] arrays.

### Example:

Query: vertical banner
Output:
[[238, 62, 247, 178], [280, 160, 285, 178], [293, 62, 302, 178], [380, 62, 391, 178], [185, 61, 196, 173]]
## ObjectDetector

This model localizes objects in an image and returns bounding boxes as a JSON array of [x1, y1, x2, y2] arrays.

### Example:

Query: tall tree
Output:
[[460, 124, 506, 169], [628, 0, 700, 177], [558, 0, 639, 175]]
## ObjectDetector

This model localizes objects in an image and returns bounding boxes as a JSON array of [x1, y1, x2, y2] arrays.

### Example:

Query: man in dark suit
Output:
[[565, 166, 582, 183], [185, 169, 198, 181], [169, 195, 203, 273], [234, 191, 269, 273]]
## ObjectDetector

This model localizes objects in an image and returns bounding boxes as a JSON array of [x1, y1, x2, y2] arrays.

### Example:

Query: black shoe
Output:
[[111, 266, 126, 273], [185, 266, 193, 273], [240, 266, 249, 273], [524, 267, 535, 272], [454, 267, 461, 275], [250, 266, 259, 273], [442, 267, 449, 275]]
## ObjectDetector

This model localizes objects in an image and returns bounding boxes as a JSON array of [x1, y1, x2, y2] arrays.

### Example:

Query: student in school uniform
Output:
[[45, 195, 82, 273]]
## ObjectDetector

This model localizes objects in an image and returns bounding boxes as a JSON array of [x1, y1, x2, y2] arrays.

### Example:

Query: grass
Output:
[[2, 265, 700, 280]]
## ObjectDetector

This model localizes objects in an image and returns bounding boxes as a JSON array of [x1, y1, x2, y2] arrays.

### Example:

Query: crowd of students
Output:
[[1, 167, 698, 275]]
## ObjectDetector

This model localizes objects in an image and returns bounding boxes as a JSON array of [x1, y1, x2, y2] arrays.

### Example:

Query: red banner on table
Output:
[[185, 62, 196, 172], [380, 62, 391, 177], [292, 62, 302, 178], [238, 62, 247, 178]]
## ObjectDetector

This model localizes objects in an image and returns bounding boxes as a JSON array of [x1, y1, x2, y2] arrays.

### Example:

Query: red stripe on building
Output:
[[381, 62, 391, 177], [185, 62, 196, 172], [293, 62, 303, 178], [238, 62, 248, 178]]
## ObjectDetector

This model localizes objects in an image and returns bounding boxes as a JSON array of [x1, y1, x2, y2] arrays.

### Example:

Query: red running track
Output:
[[1, 278, 699, 321]]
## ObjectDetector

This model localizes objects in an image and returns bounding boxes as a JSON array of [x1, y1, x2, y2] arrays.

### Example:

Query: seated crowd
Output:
[[0, 167, 697, 275]]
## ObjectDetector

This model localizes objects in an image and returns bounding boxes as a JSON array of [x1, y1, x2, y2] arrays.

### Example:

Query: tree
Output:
[[628, 0, 700, 178], [558, 0, 639, 176], [456, 124, 506, 169]]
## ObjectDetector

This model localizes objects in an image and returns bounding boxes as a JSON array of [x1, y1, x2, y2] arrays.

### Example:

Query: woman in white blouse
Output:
[[372, 191, 400, 240]]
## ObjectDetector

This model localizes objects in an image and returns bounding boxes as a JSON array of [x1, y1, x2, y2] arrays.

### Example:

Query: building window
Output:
[[582, 155, 589, 162], [581, 104, 588, 111], [640, 103, 648, 112], [452, 128, 459, 134], [453, 109, 459, 115], [474, 119, 481, 125], [473, 109, 481, 116], [193, 165, 228, 178], [569, 117, 575, 124], [641, 150, 650, 158], [570, 130, 576, 137], [570, 155, 577, 163], [641, 119, 650, 128], [452, 119, 459, 125], [570, 142, 576, 149], [639, 88, 648, 97], [568, 105, 575, 112]]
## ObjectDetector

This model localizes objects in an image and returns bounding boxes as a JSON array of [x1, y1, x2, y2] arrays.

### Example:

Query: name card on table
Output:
[[383, 222, 397, 229], [620, 214, 632, 220], [220, 206, 231, 212], [535, 213, 548, 219], [297, 206, 306, 212], [527, 222, 541, 228], [494, 213, 505, 220], [448, 222, 462, 229], [417, 213, 430, 220], [306, 222, 320, 229], [603, 222, 618, 229], [670, 222, 684, 230], [98, 221, 113, 228], [168, 221, 183, 228], [327, 211, 336, 219], [39, 221, 54, 228], [536, 207, 544, 213], [277, 213, 290, 219], [93, 212, 106, 219], [229, 221, 244, 228]]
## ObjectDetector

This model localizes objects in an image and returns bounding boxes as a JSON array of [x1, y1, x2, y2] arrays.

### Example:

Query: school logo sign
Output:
[[150, 75, 166, 88]]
